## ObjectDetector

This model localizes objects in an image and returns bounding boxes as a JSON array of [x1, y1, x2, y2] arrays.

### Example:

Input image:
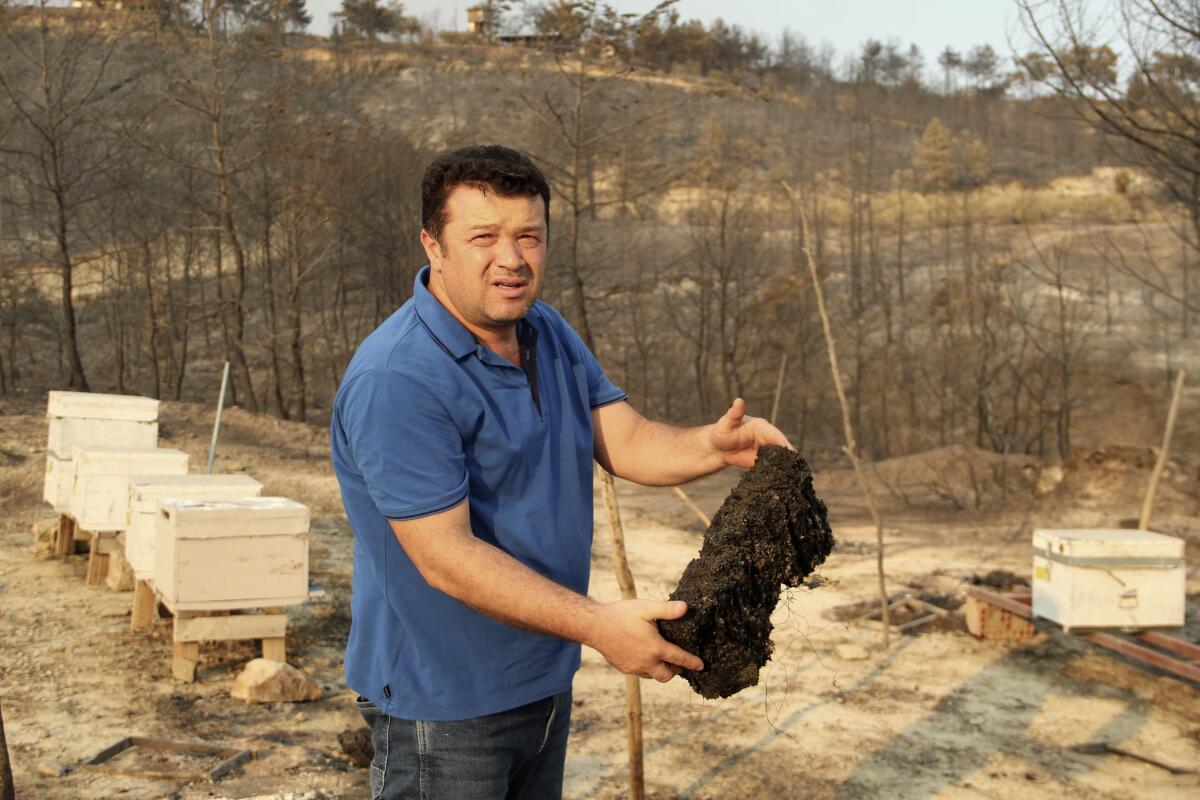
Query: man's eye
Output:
[[520, 235, 540, 244], [472, 234, 496, 243]]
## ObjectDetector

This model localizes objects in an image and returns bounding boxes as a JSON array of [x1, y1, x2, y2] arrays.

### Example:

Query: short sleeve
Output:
[[337, 368, 469, 520], [583, 347, 627, 409], [547, 310, 626, 408]]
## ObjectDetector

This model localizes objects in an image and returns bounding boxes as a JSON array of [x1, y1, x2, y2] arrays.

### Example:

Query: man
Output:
[[331, 145, 790, 799]]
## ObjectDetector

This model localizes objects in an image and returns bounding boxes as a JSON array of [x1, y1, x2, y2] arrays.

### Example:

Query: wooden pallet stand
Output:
[[52, 512, 110, 586], [53, 513, 77, 557], [168, 605, 290, 682], [966, 585, 1200, 685], [130, 578, 157, 631]]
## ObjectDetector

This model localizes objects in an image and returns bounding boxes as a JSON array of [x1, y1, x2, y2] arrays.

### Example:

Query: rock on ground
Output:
[[231, 659, 321, 704], [834, 643, 870, 661], [30, 518, 58, 559], [659, 445, 835, 699], [105, 547, 135, 592]]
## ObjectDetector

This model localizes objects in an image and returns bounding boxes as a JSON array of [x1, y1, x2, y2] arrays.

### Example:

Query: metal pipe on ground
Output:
[[207, 361, 231, 474]]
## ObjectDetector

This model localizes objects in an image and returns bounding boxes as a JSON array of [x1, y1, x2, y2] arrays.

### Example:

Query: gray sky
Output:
[[306, 1, 1024, 69]]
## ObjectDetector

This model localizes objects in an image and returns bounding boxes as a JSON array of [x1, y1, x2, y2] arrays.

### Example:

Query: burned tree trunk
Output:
[[659, 445, 834, 699], [0, 698, 13, 800]]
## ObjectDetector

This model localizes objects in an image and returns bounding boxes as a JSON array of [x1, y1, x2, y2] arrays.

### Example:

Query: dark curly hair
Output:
[[421, 145, 551, 244]]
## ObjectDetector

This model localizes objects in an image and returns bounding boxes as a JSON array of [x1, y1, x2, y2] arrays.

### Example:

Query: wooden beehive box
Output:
[[46, 391, 159, 458], [126, 475, 263, 580], [70, 448, 190, 532], [155, 498, 310, 612], [44, 391, 159, 511], [44, 455, 75, 512]]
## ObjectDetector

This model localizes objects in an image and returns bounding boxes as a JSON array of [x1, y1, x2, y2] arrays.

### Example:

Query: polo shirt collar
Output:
[[413, 265, 479, 360], [412, 265, 534, 362]]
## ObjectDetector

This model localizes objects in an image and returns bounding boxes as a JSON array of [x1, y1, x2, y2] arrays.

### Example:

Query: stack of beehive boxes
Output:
[[44, 391, 159, 516], [41, 390, 312, 682]]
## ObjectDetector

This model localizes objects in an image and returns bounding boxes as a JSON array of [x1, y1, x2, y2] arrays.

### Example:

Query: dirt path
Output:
[[1, 398, 1197, 798]]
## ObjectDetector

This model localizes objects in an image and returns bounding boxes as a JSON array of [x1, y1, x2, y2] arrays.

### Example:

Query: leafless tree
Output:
[[0, 1, 135, 390]]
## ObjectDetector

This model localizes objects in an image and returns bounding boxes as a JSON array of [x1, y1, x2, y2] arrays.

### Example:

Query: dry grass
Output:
[[0, 457, 42, 510]]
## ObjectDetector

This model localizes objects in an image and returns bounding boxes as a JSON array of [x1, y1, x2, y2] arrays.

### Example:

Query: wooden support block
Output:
[[131, 579, 156, 631], [174, 613, 287, 644], [965, 593, 1035, 640], [85, 533, 112, 586], [261, 637, 286, 663], [56, 514, 76, 557], [172, 641, 200, 682]]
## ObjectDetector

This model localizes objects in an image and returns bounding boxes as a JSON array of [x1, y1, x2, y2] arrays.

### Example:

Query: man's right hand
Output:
[[588, 599, 704, 683]]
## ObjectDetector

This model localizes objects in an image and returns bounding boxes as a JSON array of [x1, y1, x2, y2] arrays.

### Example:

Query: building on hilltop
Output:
[[467, 2, 562, 48], [466, 4, 497, 39]]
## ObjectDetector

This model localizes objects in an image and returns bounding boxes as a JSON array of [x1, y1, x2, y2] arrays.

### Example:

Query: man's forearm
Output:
[[424, 533, 603, 645], [389, 507, 702, 681], [595, 398, 792, 485], [612, 416, 725, 486]]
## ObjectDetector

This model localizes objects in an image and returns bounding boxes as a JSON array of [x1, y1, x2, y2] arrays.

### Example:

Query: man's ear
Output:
[[420, 229, 442, 267]]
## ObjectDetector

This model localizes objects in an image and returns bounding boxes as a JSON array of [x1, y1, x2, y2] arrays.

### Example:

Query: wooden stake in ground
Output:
[[598, 466, 644, 800], [672, 485, 711, 528], [770, 353, 789, 427], [0, 698, 14, 800], [1139, 369, 1186, 532], [798, 200, 892, 647]]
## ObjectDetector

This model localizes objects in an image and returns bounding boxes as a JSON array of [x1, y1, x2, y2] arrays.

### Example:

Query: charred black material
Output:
[[658, 445, 835, 699]]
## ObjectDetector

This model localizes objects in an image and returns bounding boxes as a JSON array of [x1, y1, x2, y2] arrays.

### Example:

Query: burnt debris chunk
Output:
[[658, 445, 835, 699]]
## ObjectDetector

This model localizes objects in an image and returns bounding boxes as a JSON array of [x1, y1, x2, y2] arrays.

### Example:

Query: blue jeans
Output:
[[355, 691, 572, 800]]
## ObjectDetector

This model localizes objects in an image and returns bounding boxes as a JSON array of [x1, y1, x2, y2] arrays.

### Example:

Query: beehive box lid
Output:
[[160, 497, 309, 538], [131, 474, 262, 499], [47, 391, 158, 422], [75, 447, 190, 475], [1033, 528, 1184, 562]]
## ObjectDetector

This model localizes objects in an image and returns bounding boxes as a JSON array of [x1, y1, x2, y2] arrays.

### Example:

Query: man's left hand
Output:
[[708, 397, 793, 469]]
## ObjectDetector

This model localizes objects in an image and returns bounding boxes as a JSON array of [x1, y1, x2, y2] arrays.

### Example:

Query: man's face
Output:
[[421, 186, 547, 335]]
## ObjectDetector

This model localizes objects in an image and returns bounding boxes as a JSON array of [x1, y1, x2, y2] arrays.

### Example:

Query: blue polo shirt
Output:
[[331, 266, 626, 721]]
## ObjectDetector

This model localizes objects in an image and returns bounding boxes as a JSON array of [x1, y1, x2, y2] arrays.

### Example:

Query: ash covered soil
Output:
[[660, 445, 835, 698], [1, 396, 1199, 799]]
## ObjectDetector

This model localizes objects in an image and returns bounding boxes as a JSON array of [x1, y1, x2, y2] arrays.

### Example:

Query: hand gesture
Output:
[[708, 397, 793, 469]]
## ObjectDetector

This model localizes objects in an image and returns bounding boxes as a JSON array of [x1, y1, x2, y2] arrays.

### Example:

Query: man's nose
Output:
[[494, 235, 525, 269]]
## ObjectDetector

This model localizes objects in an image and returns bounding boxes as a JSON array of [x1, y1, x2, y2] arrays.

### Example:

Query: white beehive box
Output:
[[43, 455, 75, 512], [44, 391, 159, 512], [126, 475, 263, 579], [70, 448, 190, 532], [1032, 528, 1186, 631], [45, 391, 159, 459], [155, 498, 310, 612]]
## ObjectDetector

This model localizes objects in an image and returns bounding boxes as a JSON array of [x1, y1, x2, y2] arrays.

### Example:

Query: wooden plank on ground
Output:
[[1084, 632, 1200, 685], [1134, 631, 1200, 663], [966, 585, 1034, 619]]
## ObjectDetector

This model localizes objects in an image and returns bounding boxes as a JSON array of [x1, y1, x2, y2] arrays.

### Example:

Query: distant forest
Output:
[[0, 0, 1195, 467]]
